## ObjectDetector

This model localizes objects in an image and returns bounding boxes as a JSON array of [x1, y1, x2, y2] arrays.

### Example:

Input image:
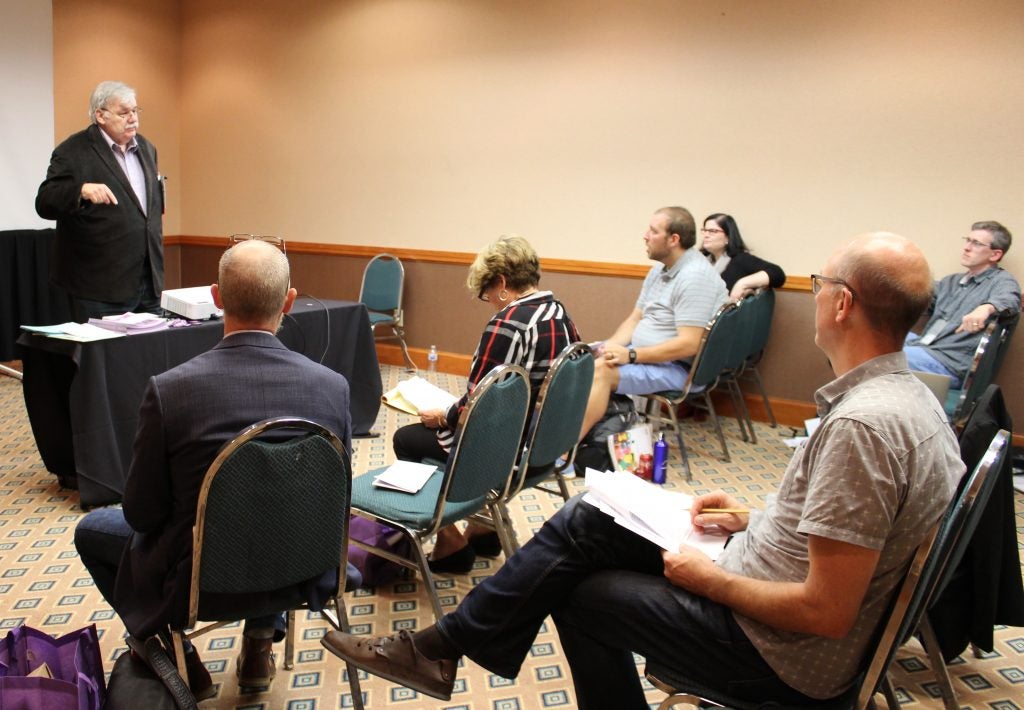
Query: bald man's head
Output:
[[832, 232, 933, 342], [217, 240, 291, 324]]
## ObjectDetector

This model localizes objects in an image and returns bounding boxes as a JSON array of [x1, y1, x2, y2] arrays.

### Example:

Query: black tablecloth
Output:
[[18, 298, 382, 506], [1, 229, 73, 361]]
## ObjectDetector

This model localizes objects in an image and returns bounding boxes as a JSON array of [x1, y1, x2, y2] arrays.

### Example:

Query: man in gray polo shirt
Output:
[[904, 220, 1020, 387], [322, 232, 964, 706], [578, 206, 728, 436]]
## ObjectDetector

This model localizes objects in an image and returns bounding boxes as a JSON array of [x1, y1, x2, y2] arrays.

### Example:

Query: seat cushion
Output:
[[351, 467, 487, 530]]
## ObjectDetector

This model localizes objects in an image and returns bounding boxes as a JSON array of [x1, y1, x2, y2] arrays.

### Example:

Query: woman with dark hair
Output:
[[393, 235, 581, 573], [700, 213, 786, 300]]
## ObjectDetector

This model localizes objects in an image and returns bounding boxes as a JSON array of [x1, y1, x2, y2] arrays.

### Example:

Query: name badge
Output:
[[919, 318, 948, 345]]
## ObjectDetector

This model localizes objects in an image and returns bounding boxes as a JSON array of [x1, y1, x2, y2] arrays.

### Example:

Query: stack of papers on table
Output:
[[88, 312, 170, 334], [583, 468, 728, 558], [21, 322, 125, 342], [372, 461, 439, 493], [381, 376, 458, 416]]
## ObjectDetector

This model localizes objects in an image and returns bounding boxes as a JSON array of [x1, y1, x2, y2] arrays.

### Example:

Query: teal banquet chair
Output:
[[162, 417, 364, 708], [348, 364, 531, 620], [476, 342, 595, 555], [734, 287, 779, 428], [642, 301, 742, 481], [645, 430, 1010, 710], [945, 312, 1018, 427], [359, 253, 416, 371]]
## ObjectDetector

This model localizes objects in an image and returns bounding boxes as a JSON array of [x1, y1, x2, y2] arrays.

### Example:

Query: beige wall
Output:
[[171, 0, 1022, 279], [51, 0, 1024, 425], [51, 0, 182, 234], [50, 0, 1024, 277]]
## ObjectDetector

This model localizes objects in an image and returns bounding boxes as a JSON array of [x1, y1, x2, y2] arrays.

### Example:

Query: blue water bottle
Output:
[[652, 432, 668, 484]]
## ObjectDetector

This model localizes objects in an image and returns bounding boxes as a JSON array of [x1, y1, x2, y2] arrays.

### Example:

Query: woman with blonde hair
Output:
[[393, 235, 581, 573]]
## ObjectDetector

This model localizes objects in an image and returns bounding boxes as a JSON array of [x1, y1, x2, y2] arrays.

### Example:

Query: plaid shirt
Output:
[[437, 290, 580, 452]]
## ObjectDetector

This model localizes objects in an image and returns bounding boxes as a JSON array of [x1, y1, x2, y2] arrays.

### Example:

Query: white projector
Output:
[[161, 286, 223, 320]]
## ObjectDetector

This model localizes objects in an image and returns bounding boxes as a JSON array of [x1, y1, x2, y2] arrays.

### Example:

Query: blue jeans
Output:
[[74, 508, 282, 637], [903, 335, 962, 388], [435, 496, 815, 709]]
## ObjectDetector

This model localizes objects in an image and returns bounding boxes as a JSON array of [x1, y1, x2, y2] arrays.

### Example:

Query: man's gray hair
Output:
[[972, 220, 1012, 255], [89, 81, 136, 124]]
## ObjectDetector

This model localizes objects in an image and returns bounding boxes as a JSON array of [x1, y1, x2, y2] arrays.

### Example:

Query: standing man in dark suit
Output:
[[36, 80, 164, 321], [74, 239, 353, 697]]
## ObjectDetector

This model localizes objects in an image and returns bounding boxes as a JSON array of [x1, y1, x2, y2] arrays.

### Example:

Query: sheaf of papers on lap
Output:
[[583, 468, 728, 559], [381, 376, 458, 415], [371, 460, 439, 493]]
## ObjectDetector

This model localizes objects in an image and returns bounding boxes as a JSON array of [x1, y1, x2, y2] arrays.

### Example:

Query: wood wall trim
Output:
[[166, 235, 811, 290], [372, 343, 1024, 447]]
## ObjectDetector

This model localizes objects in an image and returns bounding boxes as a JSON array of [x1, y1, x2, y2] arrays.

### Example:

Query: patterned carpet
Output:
[[1, 364, 1022, 709]]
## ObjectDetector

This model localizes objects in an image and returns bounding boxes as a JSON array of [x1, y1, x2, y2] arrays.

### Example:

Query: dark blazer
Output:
[[112, 331, 352, 637], [927, 385, 1024, 660], [35, 123, 164, 302]]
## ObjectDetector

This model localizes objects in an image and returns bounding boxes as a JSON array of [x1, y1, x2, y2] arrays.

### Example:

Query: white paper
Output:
[[804, 417, 821, 437], [22, 322, 125, 342], [372, 460, 439, 493], [395, 376, 458, 412], [582, 468, 728, 558]]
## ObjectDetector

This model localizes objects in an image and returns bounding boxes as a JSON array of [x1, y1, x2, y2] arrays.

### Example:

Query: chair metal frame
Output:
[[645, 430, 1010, 710], [947, 312, 1018, 427], [348, 365, 531, 619], [167, 416, 364, 708], [642, 302, 741, 481], [470, 342, 595, 555], [733, 288, 778, 429], [359, 253, 416, 371]]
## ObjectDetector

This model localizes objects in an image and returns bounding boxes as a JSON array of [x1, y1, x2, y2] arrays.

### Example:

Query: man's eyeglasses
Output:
[[102, 107, 142, 119], [810, 274, 857, 299], [700, 228, 725, 235], [962, 236, 993, 250], [229, 234, 287, 255]]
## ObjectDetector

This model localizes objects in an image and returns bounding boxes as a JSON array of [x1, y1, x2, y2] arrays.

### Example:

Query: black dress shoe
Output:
[[321, 629, 456, 701], [467, 531, 502, 557], [427, 545, 476, 574]]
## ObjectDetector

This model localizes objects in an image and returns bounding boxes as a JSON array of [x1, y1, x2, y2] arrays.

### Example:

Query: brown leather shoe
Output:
[[321, 629, 456, 701], [236, 636, 276, 691]]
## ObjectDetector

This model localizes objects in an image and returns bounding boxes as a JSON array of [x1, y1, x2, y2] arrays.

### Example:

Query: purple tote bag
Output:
[[0, 624, 106, 710]]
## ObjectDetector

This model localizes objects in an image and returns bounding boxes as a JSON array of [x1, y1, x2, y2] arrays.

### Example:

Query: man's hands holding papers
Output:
[[661, 490, 749, 593], [582, 469, 730, 559]]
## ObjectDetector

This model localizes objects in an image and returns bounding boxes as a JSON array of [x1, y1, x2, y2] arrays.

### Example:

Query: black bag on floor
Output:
[[574, 394, 639, 475], [104, 650, 181, 710]]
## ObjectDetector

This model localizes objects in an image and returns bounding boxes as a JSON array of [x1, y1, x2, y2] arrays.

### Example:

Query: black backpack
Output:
[[573, 394, 639, 475]]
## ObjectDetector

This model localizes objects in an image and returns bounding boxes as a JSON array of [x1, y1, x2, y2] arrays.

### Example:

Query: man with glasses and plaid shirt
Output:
[[36, 80, 165, 321], [903, 221, 1019, 387]]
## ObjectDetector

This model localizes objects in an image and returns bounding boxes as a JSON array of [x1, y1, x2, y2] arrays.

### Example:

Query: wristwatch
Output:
[[628, 348, 638, 364]]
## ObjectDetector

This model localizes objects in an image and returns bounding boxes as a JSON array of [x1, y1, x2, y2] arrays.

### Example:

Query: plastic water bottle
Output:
[[427, 345, 438, 372], [652, 433, 668, 484]]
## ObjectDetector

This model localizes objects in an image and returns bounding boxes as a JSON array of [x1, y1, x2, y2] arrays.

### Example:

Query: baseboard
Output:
[[374, 343, 1023, 447], [375, 343, 472, 375]]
